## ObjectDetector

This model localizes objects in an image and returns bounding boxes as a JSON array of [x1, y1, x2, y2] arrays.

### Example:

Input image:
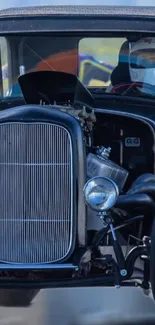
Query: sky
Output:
[[0, 0, 155, 10]]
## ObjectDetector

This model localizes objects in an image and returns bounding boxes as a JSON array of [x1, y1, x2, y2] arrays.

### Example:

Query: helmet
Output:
[[129, 37, 155, 89]]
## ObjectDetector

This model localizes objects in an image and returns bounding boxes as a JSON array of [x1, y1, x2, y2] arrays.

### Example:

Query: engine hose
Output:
[[129, 173, 155, 189], [115, 193, 155, 215], [127, 181, 155, 201], [125, 245, 148, 279]]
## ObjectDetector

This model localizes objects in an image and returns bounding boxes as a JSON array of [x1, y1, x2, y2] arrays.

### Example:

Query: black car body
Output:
[[0, 5, 155, 306]]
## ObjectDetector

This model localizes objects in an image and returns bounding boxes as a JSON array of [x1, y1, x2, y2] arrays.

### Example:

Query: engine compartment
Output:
[[85, 112, 155, 249]]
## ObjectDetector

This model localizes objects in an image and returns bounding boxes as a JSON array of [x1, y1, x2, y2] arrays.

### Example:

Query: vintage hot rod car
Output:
[[0, 5, 155, 311]]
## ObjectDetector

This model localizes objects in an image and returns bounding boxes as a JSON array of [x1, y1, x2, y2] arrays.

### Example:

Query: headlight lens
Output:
[[83, 176, 119, 211]]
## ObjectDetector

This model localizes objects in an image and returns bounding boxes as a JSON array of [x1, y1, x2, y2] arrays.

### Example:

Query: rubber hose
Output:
[[129, 173, 155, 190], [115, 193, 155, 215], [127, 181, 155, 201]]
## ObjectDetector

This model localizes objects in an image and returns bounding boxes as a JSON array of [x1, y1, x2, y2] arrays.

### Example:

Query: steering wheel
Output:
[[109, 82, 155, 95]]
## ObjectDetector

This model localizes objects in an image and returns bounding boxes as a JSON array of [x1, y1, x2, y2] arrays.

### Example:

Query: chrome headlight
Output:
[[83, 176, 119, 212]]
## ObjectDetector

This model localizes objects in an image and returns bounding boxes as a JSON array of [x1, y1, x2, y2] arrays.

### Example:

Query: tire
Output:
[[150, 218, 155, 299], [0, 289, 40, 306]]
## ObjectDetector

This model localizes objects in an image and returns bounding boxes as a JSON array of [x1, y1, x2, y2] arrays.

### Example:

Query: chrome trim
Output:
[[0, 263, 77, 270], [0, 122, 73, 264]]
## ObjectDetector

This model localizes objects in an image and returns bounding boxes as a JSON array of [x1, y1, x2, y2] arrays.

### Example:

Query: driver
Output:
[[106, 37, 155, 95], [129, 37, 155, 92]]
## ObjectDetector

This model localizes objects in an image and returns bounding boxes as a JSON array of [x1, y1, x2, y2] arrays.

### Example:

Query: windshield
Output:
[[1, 35, 155, 100]]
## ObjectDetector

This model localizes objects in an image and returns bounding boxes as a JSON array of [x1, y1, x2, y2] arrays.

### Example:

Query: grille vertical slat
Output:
[[0, 122, 73, 264]]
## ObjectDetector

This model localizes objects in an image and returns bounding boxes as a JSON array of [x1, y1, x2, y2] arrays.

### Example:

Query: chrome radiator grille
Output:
[[0, 123, 73, 264]]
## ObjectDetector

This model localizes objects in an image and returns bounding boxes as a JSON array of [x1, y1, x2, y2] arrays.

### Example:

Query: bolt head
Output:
[[120, 269, 127, 277]]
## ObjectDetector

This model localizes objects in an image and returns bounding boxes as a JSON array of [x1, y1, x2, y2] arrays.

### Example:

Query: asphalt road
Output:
[[0, 287, 155, 325]]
